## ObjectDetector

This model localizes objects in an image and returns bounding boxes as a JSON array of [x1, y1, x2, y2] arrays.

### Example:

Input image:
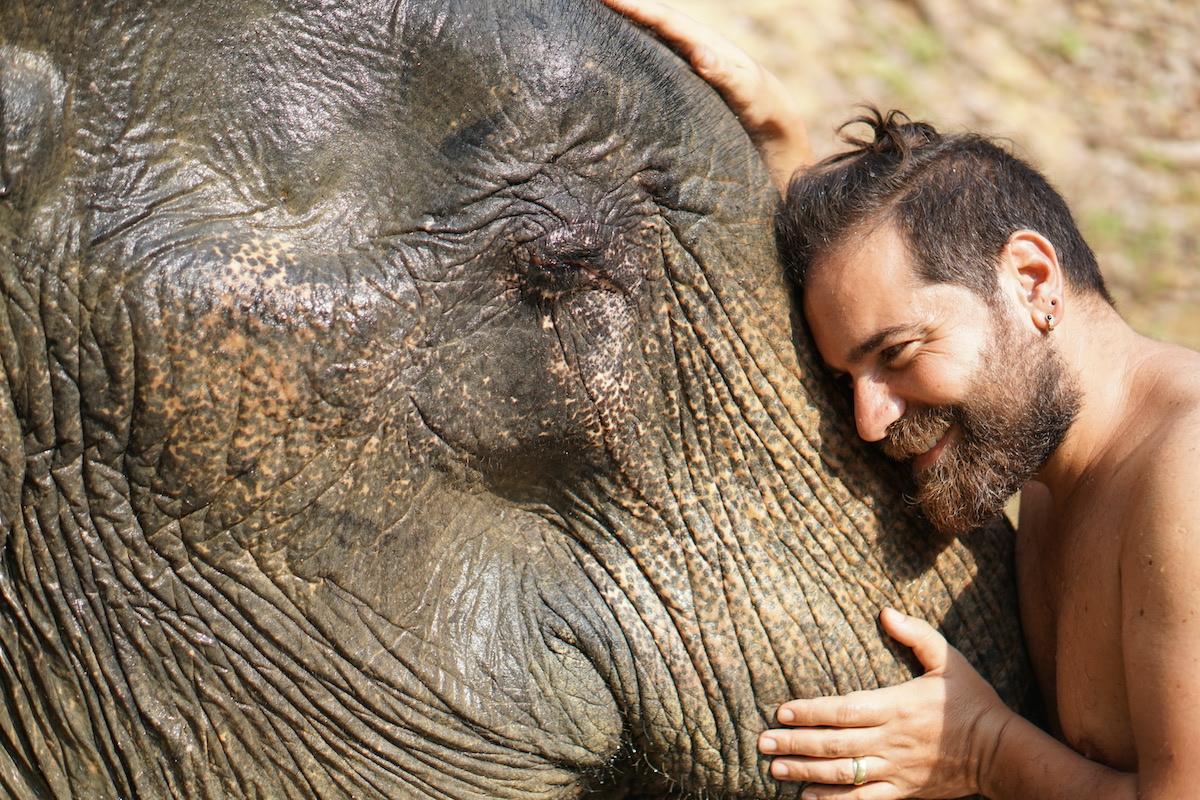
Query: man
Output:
[[600, 1, 1200, 798]]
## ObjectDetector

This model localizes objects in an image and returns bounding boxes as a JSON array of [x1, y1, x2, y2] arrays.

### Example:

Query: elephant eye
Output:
[[513, 223, 625, 302], [526, 246, 602, 291], [635, 168, 679, 205]]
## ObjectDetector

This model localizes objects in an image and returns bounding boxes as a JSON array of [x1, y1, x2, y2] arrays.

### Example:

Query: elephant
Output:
[[0, 0, 1033, 797]]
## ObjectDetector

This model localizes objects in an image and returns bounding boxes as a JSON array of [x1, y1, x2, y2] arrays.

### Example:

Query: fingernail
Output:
[[777, 707, 795, 723], [773, 761, 790, 778], [760, 736, 777, 753]]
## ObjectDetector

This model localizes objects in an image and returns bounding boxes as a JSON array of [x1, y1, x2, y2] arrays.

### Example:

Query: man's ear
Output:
[[1, 45, 65, 208], [1001, 230, 1065, 333]]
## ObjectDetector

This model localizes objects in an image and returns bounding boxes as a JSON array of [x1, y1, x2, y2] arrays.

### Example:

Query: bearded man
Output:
[[601, 1, 1200, 798]]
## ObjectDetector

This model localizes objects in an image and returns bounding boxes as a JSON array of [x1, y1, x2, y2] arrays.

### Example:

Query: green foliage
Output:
[[904, 25, 946, 66], [1045, 26, 1086, 62]]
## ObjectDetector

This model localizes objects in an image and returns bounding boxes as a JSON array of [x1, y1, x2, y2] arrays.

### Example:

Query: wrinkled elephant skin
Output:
[[0, 1, 1031, 797]]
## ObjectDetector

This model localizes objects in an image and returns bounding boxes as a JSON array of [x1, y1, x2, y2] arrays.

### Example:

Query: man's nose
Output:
[[853, 376, 905, 442]]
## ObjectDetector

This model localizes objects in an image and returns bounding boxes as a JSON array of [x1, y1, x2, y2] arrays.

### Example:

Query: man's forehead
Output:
[[810, 222, 915, 293], [803, 224, 925, 357]]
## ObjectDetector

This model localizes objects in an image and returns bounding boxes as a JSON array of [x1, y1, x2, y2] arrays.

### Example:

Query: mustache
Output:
[[882, 406, 958, 461]]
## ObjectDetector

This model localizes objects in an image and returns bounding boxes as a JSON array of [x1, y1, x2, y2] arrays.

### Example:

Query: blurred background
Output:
[[682, 0, 1199, 348]]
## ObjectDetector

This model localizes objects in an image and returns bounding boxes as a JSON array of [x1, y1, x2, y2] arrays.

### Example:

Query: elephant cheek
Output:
[[407, 284, 656, 489]]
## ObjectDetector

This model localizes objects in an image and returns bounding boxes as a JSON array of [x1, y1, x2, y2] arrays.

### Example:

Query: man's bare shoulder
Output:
[[1138, 339, 1200, 413], [1124, 429, 1200, 522], [1112, 339, 1200, 538], [1116, 341, 1200, 546], [1129, 338, 1200, 450]]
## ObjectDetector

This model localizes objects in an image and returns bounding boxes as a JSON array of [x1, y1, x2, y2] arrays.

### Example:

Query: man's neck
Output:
[[1033, 299, 1147, 502]]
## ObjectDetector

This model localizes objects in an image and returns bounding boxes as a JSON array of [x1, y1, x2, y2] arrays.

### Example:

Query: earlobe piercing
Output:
[[1046, 314, 1057, 331]]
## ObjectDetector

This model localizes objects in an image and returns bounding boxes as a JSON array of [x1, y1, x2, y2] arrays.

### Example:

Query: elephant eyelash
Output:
[[511, 224, 628, 302], [520, 249, 622, 300]]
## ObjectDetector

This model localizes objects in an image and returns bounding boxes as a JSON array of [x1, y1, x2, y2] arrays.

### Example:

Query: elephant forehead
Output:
[[71, 0, 779, 497], [78, 0, 761, 326], [92, 0, 728, 224]]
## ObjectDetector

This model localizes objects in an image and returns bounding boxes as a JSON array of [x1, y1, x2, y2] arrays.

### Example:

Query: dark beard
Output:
[[883, 333, 1081, 536]]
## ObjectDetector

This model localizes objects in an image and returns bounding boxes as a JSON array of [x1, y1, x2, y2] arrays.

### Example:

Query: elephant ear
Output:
[[0, 45, 65, 209], [0, 46, 63, 554]]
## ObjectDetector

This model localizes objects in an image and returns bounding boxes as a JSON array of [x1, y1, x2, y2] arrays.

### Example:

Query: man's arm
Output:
[[978, 704, 1135, 799], [1118, 434, 1200, 796]]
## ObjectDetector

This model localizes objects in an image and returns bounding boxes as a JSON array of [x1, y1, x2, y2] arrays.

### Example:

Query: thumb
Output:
[[881, 608, 949, 673]]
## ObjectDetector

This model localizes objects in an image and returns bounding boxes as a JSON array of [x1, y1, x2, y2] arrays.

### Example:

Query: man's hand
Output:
[[759, 609, 1012, 799], [597, 0, 812, 193]]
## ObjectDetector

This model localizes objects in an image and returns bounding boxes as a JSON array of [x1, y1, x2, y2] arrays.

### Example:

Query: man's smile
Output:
[[882, 410, 957, 465], [912, 424, 958, 473]]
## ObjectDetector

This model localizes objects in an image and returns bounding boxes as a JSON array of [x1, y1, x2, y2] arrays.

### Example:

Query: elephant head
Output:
[[0, 0, 1031, 797]]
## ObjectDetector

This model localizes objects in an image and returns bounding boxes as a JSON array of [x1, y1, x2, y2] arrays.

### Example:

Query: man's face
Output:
[[802, 222, 1079, 534]]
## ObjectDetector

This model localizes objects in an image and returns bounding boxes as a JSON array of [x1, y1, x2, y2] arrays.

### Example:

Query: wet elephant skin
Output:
[[0, 0, 1032, 797]]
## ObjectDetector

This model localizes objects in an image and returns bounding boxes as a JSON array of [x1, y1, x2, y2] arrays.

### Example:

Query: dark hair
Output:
[[776, 107, 1113, 304]]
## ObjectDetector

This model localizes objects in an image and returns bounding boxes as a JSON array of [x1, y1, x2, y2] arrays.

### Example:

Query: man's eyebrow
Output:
[[846, 324, 922, 365]]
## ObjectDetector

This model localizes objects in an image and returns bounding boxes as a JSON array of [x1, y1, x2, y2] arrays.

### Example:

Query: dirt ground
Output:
[[681, 0, 1199, 348]]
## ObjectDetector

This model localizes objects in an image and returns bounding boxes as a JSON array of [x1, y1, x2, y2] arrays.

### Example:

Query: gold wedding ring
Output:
[[851, 756, 868, 786]]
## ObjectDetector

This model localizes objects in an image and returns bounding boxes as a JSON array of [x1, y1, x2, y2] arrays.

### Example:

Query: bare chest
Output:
[[1017, 506, 1137, 770]]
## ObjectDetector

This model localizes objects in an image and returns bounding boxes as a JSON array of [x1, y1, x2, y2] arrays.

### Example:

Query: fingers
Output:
[[801, 781, 901, 800], [759, 727, 878, 759], [596, 0, 812, 188], [766, 755, 888, 786], [880, 608, 949, 673], [596, 0, 714, 54], [596, 0, 756, 85], [595, 0, 708, 52], [774, 691, 892, 728]]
